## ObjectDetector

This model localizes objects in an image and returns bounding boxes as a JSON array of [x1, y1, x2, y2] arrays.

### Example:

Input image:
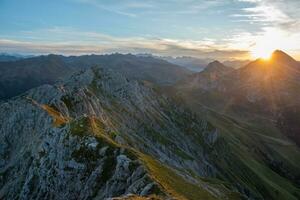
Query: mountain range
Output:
[[0, 54, 192, 100], [172, 50, 300, 144], [0, 53, 34, 62], [0, 50, 300, 200], [159, 56, 213, 72], [138, 54, 250, 72]]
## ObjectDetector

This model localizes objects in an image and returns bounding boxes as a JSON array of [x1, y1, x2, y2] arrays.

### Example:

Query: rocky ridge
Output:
[[2, 63, 299, 200], [0, 67, 230, 199]]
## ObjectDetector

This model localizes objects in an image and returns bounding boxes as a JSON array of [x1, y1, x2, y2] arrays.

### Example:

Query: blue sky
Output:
[[1, 0, 300, 59]]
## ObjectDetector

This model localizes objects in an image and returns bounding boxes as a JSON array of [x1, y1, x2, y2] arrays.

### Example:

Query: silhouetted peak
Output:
[[272, 49, 288, 56], [209, 60, 222, 65], [205, 60, 226, 70], [271, 50, 296, 63], [202, 60, 233, 75]]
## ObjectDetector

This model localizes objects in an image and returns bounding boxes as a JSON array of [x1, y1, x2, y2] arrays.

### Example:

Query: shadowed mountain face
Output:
[[172, 50, 300, 146], [0, 53, 34, 62], [277, 106, 300, 147], [0, 54, 192, 100], [175, 60, 233, 90], [222, 60, 251, 69], [158, 50, 300, 199], [161, 56, 213, 72], [215, 50, 300, 117], [67, 54, 193, 85], [0, 54, 20, 62], [174, 50, 300, 113], [0, 55, 74, 100]]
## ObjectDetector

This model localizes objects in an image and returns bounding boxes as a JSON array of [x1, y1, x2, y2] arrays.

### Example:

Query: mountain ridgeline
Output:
[[0, 67, 238, 199], [0, 50, 300, 200], [172, 50, 300, 146], [0, 54, 192, 100]]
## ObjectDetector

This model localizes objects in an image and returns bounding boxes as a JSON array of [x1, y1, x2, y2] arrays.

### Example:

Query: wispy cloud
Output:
[[73, 0, 225, 17], [0, 27, 249, 59], [224, 26, 300, 59], [235, 0, 300, 29], [74, 0, 139, 17], [230, 0, 300, 58]]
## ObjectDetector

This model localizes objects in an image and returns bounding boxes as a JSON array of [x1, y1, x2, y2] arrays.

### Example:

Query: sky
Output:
[[1, 0, 300, 60]]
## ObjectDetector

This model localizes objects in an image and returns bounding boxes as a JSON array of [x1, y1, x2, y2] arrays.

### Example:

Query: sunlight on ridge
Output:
[[250, 28, 286, 60]]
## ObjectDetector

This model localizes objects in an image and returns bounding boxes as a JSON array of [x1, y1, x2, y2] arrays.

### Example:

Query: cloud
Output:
[[235, 0, 300, 29], [0, 39, 104, 55], [74, 0, 139, 17], [0, 27, 249, 59], [230, 0, 300, 58], [223, 26, 300, 59], [73, 0, 225, 17]]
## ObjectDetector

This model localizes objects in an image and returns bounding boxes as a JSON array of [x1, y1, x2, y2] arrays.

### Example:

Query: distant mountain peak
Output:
[[246, 50, 299, 71], [204, 60, 231, 73], [271, 49, 296, 63], [209, 60, 223, 65], [272, 49, 288, 56]]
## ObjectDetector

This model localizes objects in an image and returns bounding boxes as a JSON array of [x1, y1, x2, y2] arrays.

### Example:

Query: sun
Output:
[[251, 46, 274, 60], [250, 28, 284, 60], [251, 38, 277, 60]]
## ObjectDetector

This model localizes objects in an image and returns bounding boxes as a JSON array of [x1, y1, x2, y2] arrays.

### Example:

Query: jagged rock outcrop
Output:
[[0, 92, 162, 199], [0, 67, 225, 200]]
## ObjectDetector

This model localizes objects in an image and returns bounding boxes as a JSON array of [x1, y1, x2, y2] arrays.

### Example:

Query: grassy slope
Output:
[[161, 87, 300, 199], [68, 115, 223, 200], [140, 154, 217, 200], [205, 109, 300, 200]]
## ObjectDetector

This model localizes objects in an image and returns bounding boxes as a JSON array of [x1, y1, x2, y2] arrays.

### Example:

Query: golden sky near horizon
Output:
[[1, 0, 300, 60]]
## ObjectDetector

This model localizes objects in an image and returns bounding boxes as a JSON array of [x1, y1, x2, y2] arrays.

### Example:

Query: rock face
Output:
[[0, 87, 161, 199], [0, 67, 223, 199], [1, 64, 300, 200]]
